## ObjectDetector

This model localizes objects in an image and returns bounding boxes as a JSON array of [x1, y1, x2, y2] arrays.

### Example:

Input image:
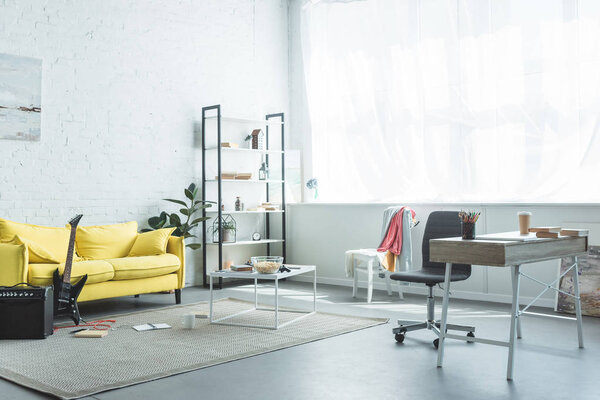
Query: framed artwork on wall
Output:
[[0, 53, 42, 141]]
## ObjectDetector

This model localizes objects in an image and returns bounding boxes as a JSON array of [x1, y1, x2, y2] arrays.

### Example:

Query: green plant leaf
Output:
[[186, 243, 202, 250], [170, 213, 181, 226], [183, 233, 197, 239], [163, 198, 187, 207], [191, 217, 210, 225], [188, 183, 196, 193], [148, 216, 165, 229], [184, 188, 194, 201], [140, 228, 153, 232], [172, 228, 183, 237], [193, 187, 198, 199], [160, 211, 169, 218], [179, 208, 190, 216]]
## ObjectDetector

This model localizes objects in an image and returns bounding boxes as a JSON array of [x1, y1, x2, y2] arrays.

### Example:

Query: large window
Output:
[[301, 0, 600, 202]]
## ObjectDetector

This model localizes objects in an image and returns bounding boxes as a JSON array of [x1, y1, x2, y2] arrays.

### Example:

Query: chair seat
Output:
[[390, 267, 470, 286]]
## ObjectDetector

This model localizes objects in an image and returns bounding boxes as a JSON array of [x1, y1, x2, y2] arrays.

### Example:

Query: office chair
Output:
[[390, 211, 475, 348]]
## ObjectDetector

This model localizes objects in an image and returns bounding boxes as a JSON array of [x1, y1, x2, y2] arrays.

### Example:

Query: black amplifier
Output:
[[0, 283, 54, 339]]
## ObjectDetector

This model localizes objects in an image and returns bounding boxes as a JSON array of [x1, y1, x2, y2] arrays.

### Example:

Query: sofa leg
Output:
[[134, 294, 139, 298], [175, 289, 181, 304]]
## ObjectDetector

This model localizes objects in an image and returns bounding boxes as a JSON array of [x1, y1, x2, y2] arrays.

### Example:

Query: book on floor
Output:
[[559, 229, 589, 237], [74, 330, 108, 338], [529, 227, 561, 233], [132, 323, 172, 332]]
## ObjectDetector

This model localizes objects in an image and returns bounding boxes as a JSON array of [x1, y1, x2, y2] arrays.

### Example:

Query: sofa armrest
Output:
[[166, 236, 185, 288], [0, 243, 29, 286]]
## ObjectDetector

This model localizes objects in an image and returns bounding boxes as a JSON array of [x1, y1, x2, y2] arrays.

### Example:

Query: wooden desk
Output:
[[430, 232, 588, 380]]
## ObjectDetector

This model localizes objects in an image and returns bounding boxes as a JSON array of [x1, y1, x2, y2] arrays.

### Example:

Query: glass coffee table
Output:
[[209, 265, 317, 330]]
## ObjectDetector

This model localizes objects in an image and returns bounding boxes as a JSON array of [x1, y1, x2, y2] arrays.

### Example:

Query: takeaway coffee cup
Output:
[[518, 211, 531, 235], [183, 314, 196, 329]]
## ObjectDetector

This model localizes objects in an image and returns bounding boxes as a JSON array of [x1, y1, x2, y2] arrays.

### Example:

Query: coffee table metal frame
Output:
[[209, 265, 317, 330]]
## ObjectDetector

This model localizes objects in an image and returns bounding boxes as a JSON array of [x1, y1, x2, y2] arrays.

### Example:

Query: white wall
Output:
[[287, 203, 600, 308], [0, 0, 289, 285]]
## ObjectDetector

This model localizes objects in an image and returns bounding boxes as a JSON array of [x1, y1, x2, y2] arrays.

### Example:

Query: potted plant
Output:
[[143, 183, 213, 250], [209, 214, 237, 243], [221, 220, 236, 242]]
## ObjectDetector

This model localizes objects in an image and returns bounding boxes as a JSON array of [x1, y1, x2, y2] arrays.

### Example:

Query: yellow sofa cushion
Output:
[[28, 260, 115, 286], [0, 242, 28, 285], [2, 235, 60, 264], [128, 228, 176, 257], [74, 221, 138, 260], [106, 254, 181, 281], [0, 218, 70, 263]]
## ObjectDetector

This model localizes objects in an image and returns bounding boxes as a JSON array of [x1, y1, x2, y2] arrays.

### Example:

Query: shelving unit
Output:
[[205, 239, 285, 247], [201, 104, 286, 288]]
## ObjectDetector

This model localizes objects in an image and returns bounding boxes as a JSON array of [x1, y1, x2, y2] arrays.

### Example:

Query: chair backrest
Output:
[[421, 211, 471, 275]]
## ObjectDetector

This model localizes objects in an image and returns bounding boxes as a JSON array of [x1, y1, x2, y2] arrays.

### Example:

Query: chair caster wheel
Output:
[[467, 332, 475, 343], [395, 333, 405, 343], [433, 338, 439, 349]]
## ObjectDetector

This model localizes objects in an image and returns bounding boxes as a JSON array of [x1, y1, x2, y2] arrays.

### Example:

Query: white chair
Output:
[[349, 250, 404, 303]]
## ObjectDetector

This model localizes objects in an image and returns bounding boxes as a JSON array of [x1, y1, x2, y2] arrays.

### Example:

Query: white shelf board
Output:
[[205, 146, 283, 154], [206, 239, 285, 247], [206, 210, 284, 214], [204, 116, 283, 125], [206, 179, 283, 183]]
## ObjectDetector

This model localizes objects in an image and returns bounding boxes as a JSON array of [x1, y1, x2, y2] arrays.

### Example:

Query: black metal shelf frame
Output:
[[201, 105, 286, 288]]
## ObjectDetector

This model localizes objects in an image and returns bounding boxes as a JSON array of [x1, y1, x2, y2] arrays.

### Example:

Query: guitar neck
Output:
[[63, 225, 78, 284]]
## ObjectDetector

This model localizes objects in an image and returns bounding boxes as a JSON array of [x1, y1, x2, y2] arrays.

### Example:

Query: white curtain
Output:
[[300, 0, 600, 203]]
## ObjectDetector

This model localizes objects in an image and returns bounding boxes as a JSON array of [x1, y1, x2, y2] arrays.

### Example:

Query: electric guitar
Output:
[[53, 214, 87, 325]]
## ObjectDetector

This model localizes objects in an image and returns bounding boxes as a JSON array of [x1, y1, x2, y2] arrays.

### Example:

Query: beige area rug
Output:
[[0, 298, 388, 399]]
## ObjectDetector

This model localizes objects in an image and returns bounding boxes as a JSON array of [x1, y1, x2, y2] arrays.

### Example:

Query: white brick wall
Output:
[[0, 0, 290, 285]]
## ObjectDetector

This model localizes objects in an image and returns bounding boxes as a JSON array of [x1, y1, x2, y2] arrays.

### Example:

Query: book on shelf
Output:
[[217, 172, 237, 180], [535, 231, 560, 239], [221, 142, 239, 148], [529, 227, 561, 233], [235, 172, 252, 180], [559, 229, 589, 237], [230, 265, 253, 272]]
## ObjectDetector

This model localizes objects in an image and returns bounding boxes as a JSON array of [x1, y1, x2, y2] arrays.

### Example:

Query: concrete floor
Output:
[[2, 282, 598, 400]]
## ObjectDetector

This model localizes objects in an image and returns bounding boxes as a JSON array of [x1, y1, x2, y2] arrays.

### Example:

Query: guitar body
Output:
[[52, 270, 87, 325], [53, 214, 87, 325]]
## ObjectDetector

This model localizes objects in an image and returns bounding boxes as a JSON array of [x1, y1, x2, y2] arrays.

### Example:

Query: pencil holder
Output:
[[461, 222, 476, 240]]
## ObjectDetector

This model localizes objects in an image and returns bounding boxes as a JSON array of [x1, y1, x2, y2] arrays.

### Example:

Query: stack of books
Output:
[[230, 265, 253, 272], [529, 227, 589, 239], [217, 172, 237, 180], [235, 172, 252, 180]]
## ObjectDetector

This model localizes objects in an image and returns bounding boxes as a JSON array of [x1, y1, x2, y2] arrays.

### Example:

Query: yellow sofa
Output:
[[0, 219, 185, 304]]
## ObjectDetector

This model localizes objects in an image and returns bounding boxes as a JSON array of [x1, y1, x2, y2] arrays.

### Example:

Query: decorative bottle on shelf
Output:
[[259, 162, 269, 181], [235, 196, 241, 211]]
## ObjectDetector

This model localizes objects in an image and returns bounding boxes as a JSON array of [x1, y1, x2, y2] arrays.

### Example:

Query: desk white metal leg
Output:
[[274, 278, 279, 329], [507, 265, 521, 380], [573, 256, 584, 348], [209, 274, 214, 323], [437, 262, 453, 368], [313, 268, 317, 312], [385, 273, 392, 295], [254, 278, 258, 308], [516, 306, 522, 339]]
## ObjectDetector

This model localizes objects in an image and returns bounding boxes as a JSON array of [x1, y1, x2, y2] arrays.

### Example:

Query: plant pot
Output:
[[222, 228, 235, 243]]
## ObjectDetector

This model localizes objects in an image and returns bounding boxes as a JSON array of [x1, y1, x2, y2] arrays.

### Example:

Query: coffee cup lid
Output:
[[517, 211, 532, 216]]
